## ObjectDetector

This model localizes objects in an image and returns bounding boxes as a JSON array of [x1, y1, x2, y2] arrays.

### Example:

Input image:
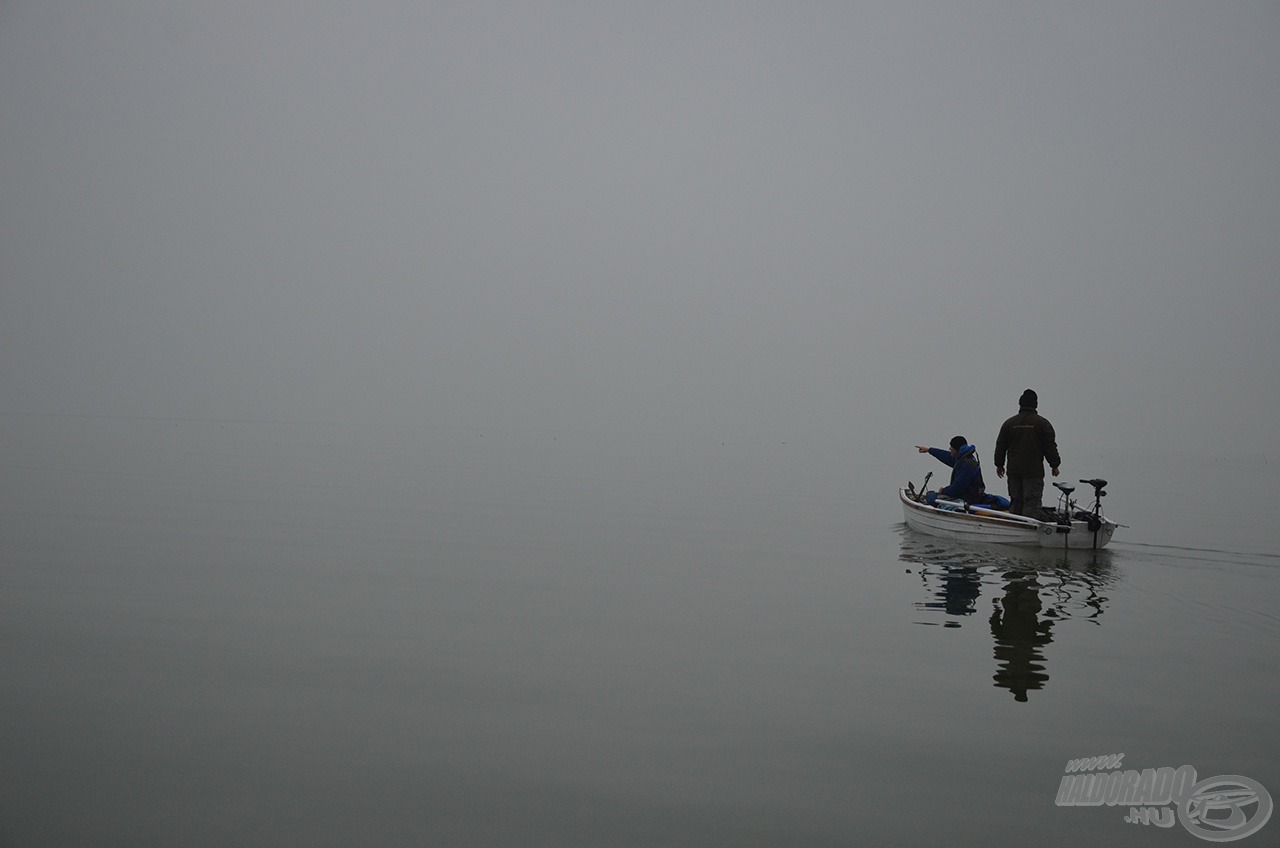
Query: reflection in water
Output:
[[989, 571, 1052, 701], [900, 531, 1115, 701], [913, 564, 982, 625]]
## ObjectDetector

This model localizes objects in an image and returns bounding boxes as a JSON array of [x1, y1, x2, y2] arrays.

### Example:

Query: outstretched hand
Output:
[[915, 445, 929, 453]]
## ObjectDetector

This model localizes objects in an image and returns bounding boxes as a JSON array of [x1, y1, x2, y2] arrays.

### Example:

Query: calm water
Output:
[[3, 417, 1277, 846]]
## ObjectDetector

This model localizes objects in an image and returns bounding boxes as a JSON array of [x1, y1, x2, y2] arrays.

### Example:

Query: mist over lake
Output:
[[3, 1, 1278, 844]]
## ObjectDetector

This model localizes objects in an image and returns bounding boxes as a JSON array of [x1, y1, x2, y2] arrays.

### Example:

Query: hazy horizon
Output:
[[3, 1, 1278, 457]]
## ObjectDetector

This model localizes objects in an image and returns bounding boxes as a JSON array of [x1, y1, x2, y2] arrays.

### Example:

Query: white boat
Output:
[[900, 477, 1121, 550]]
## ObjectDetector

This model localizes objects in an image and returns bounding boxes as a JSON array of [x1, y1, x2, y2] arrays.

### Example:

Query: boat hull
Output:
[[900, 489, 1117, 549]]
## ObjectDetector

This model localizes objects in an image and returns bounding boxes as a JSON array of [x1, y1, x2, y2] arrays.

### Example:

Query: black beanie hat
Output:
[[949, 436, 967, 450], [1019, 389, 1038, 409]]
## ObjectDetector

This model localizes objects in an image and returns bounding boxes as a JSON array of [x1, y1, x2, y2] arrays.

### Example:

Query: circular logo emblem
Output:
[[1179, 775, 1272, 842]]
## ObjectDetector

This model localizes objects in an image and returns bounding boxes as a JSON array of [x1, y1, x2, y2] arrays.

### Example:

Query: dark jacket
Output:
[[994, 408, 1060, 478], [928, 445, 986, 503]]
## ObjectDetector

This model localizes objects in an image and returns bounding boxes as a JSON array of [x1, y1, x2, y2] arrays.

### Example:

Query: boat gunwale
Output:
[[898, 489, 1049, 531]]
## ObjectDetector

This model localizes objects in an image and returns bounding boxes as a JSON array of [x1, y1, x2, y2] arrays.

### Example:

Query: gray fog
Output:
[[3, 1, 1278, 455]]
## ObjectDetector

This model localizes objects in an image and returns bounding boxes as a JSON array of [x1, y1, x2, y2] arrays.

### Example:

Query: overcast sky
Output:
[[2, 1, 1277, 454]]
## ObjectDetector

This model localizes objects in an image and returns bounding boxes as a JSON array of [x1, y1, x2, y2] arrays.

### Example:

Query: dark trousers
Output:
[[1008, 476, 1045, 517]]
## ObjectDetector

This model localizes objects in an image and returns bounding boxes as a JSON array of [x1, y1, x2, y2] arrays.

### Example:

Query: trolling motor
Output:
[[1076, 478, 1107, 532], [906, 471, 933, 503], [1079, 479, 1108, 516], [1054, 478, 1108, 533], [1040, 477, 1119, 550]]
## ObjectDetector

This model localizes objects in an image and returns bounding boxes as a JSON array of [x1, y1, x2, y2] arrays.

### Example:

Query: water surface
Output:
[[2, 417, 1276, 846]]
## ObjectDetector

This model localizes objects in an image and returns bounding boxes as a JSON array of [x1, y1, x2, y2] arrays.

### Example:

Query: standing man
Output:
[[993, 389, 1060, 517]]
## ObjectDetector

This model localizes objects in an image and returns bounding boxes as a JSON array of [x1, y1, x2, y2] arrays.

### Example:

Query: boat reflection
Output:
[[900, 532, 1115, 702]]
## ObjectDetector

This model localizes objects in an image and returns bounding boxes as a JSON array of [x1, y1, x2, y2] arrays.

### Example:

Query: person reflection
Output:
[[989, 570, 1054, 702], [915, 564, 982, 624], [902, 534, 1113, 701]]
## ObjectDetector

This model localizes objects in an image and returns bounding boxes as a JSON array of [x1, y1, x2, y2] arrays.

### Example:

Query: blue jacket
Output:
[[927, 445, 987, 503]]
